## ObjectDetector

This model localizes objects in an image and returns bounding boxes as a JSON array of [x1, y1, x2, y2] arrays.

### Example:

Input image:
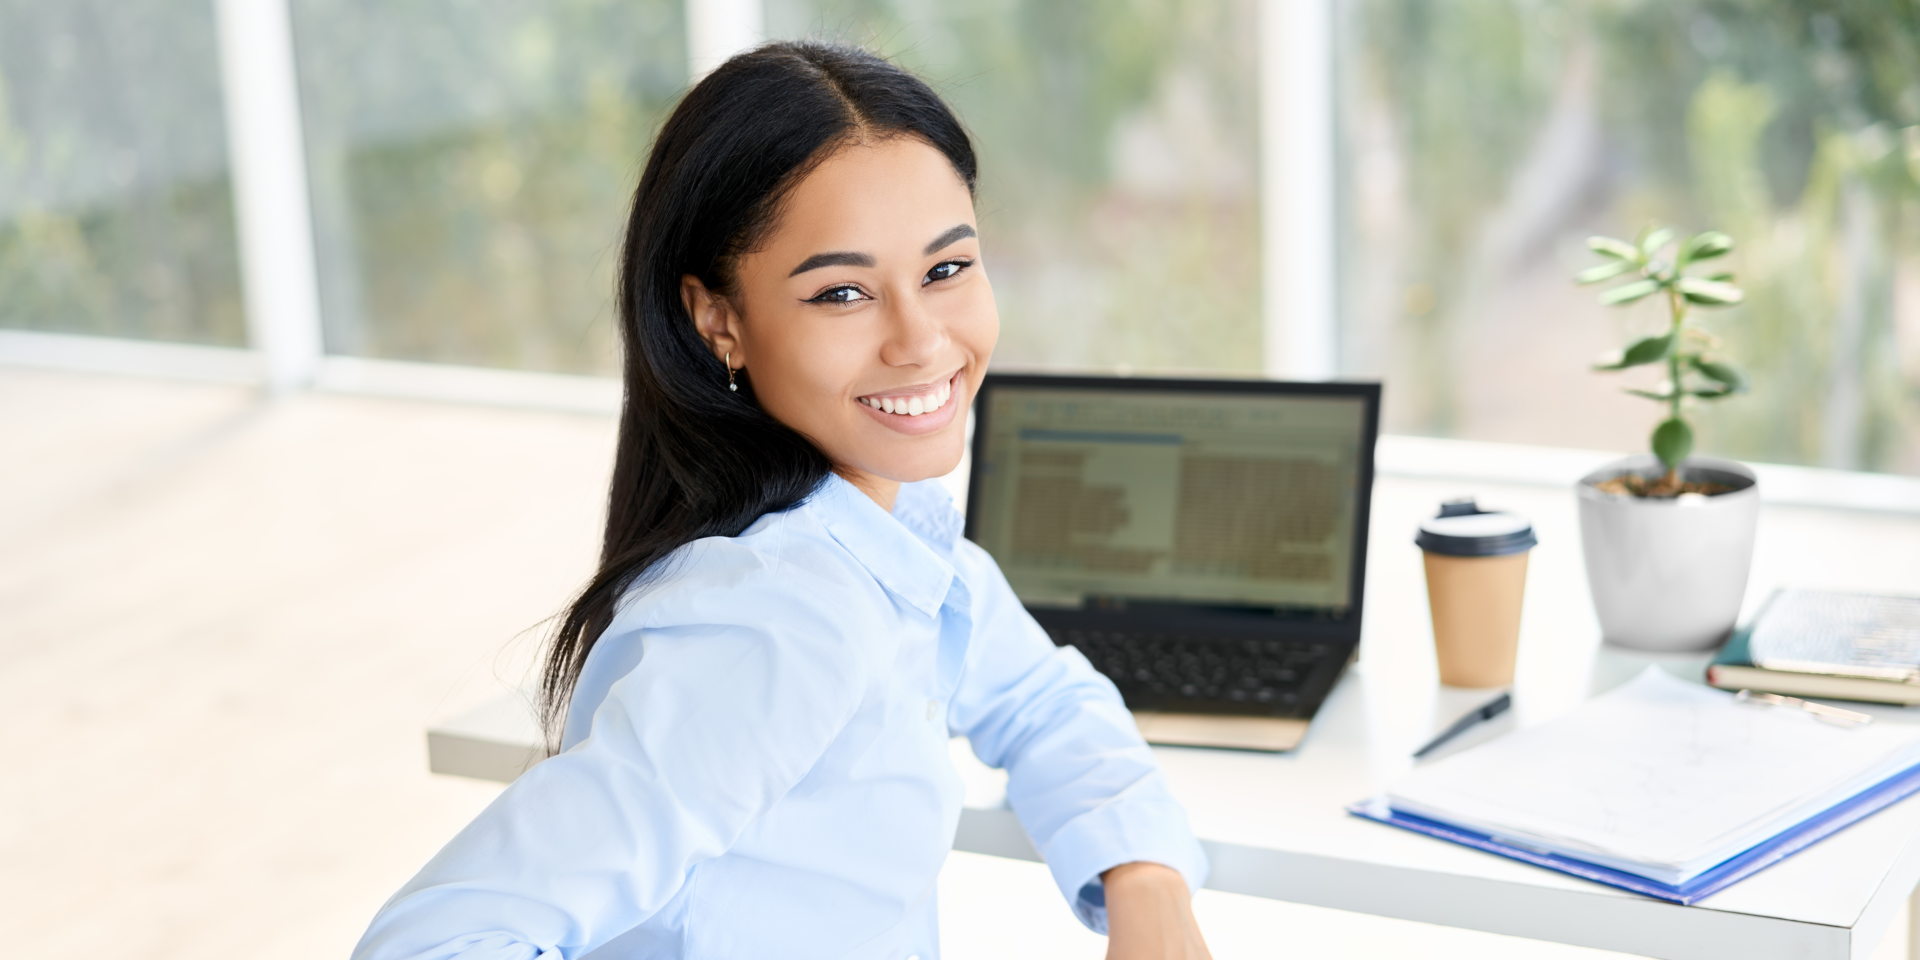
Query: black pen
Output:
[[1413, 692, 1512, 758]]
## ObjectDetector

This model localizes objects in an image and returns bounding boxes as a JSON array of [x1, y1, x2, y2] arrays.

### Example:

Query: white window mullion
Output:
[[214, 0, 325, 393], [686, 0, 765, 82], [1260, 0, 1338, 382]]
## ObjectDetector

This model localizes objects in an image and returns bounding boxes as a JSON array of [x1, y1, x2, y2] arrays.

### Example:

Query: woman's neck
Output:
[[834, 466, 902, 513]]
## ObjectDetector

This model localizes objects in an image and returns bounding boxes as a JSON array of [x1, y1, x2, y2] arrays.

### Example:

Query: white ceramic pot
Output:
[[1576, 455, 1760, 652]]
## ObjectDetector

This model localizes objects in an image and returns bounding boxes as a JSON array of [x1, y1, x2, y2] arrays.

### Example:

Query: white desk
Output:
[[429, 472, 1920, 960], [952, 669, 1920, 960]]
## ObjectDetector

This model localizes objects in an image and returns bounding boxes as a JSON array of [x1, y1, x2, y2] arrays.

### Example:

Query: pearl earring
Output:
[[725, 352, 737, 392]]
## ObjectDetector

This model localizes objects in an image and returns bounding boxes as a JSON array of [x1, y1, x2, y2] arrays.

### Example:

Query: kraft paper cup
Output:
[[1415, 501, 1538, 688]]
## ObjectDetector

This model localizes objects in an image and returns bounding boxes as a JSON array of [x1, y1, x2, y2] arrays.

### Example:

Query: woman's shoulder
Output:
[[611, 498, 884, 632], [563, 501, 896, 747]]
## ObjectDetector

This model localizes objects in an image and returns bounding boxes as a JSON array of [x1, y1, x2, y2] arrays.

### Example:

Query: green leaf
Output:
[[1700, 270, 1735, 282], [1575, 260, 1638, 284], [1587, 236, 1640, 260], [1639, 227, 1674, 256], [1598, 278, 1662, 306], [1680, 231, 1735, 263], [1652, 417, 1694, 472], [1677, 276, 1744, 306], [1690, 357, 1748, 392], [1595, 333, 1674, 369], [1688, 385, 1736, 398], [1626, 387, 1678, 400]]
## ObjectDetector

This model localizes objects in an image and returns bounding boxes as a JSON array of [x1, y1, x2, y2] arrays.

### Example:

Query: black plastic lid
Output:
[[1414, 498, 1537, 557]]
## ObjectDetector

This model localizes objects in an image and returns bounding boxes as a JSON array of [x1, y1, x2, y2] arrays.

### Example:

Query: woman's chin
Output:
[[852, 436, 967, 487]]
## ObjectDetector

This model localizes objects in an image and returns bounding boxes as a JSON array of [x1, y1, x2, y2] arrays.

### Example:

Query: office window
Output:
[[766, 0, 1263, 376], [0, 1, 245, 345], [290, 0, 687, 375], [1341, 0, 1920, 473]]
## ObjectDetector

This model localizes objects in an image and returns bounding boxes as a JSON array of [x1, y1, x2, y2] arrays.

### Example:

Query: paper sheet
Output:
[[1387, 668, 1920, 883]]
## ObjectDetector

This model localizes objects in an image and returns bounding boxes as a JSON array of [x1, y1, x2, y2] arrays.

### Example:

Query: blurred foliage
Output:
[[0, 1, 245, 345], [292, 0, 687, 374], [1347, 0, 1920, 473], [2, 0, 1257, 379], [768, 0, 1262, 374], [298, 0, 1260, 378]]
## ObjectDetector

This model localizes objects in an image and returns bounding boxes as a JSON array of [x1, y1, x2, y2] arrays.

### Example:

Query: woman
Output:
[[354, 42, 1211, 960]]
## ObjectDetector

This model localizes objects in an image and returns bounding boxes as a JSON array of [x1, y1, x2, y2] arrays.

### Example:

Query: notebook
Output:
[[1351, 668, 1920, 900], [1747, 589, 1920, 682], [1710, 622, 1920, 706]]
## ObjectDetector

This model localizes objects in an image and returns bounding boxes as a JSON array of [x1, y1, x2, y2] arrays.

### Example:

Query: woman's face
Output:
[[685, 136, 997, 506]]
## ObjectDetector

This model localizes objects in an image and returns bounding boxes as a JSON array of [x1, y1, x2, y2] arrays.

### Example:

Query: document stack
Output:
[[1352, 668, 1920, 903]]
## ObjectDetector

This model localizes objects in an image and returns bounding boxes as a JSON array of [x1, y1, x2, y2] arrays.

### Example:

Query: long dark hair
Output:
[[539, 42, 979, 748]]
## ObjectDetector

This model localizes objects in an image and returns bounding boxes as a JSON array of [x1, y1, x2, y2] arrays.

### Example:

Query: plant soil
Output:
[[1593, 474, 1735, 499]]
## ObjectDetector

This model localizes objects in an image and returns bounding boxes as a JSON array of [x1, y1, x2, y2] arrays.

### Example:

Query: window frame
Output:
[[1, 0, 1913, 512]]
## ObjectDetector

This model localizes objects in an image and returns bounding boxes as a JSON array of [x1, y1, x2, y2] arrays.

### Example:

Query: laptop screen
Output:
[[968, 382, 1371, 617]]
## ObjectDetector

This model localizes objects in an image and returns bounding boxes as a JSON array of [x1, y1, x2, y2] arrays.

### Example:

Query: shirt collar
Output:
[[891, 478, 964, 556], [809, 474, 958, 618]]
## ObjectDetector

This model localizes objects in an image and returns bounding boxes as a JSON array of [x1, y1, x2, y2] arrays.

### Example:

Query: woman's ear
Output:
[[681, 275, 746, 368]]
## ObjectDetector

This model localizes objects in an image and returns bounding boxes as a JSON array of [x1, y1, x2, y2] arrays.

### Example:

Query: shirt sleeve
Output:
[[352, 551, 870, 960], [945, 540, 1209, 933]]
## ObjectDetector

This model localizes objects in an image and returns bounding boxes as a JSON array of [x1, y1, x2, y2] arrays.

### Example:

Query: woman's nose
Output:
[[878, 291, 949, 368]]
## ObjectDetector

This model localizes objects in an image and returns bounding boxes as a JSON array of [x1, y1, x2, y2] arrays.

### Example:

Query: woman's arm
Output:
[[946, 540, 1211, 935], [354, 555, 871, 959], [1101, 863, 1212, 960]]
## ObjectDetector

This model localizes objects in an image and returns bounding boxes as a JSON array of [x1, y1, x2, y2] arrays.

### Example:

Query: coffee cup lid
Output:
[[1415, 499, 1537, 557]]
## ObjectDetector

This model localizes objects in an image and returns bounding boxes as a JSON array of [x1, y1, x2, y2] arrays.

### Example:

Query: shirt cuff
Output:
[[1035, 781, 1210, 933]]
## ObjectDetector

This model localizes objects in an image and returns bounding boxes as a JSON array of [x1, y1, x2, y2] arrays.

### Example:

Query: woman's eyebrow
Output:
[[789, 251, 876, 277], [786, 224, 975, 277], [923, 223, 976, 255]]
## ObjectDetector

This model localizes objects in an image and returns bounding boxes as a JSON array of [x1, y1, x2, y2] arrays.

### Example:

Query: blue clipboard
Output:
[[1349, 759, 1920, 905]]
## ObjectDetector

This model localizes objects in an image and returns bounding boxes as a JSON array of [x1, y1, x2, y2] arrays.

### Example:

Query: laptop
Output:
[[963, 374, 1381, 751]]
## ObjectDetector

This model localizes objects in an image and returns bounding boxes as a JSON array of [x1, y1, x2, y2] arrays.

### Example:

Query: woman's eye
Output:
[[924, 259, 970, 284], [808, 285, 868, 304]]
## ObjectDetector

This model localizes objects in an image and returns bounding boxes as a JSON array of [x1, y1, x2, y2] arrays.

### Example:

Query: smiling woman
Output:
[[350, 42, 1212, 960], [683, 136, 995, 495]]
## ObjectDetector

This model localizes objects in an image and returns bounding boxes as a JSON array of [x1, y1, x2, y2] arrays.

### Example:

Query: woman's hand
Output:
[[1100, 862, 1212, 960]]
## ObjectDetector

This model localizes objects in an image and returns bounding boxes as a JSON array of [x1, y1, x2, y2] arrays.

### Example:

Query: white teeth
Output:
[[862, 377, 958, 416]]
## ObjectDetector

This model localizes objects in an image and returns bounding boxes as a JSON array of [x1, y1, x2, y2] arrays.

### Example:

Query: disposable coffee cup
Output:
[[1415, 499, 1538, 688]]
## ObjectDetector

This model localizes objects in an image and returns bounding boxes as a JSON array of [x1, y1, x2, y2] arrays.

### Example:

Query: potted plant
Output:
[[1573, 226, 1760, 652]]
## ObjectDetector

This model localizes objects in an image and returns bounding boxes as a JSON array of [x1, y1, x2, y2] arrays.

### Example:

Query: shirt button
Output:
[[925, 699, 939, 720]]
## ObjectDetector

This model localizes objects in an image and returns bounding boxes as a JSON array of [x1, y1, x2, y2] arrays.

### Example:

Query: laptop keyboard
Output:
[[1047, 629, 1335, 708]]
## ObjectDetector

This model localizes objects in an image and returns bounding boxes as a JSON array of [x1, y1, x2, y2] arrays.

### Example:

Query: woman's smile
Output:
[[855, 369, 962, 434]]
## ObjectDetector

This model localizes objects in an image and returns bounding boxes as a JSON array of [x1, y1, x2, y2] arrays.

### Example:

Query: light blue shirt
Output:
[[354, 475, 1208, 960]]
